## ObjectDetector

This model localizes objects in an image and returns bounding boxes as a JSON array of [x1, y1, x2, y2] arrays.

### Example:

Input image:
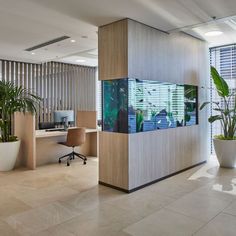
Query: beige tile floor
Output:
[[1, 156, 236, 235]]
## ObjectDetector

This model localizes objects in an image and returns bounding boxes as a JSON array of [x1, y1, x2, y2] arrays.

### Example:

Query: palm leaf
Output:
[[208, 115, 222, 123], [0, 81, 41, 142]]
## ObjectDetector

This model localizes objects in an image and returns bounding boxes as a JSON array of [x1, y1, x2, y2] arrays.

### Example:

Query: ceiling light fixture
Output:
[[31, 52, 35, 55], [70, 39, 76, 43], [205, 30, 223, 36], [76, 59, 85, 63]]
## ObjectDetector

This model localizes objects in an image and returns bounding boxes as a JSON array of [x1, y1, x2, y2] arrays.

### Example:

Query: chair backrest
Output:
[[66, 127, 86, 147]]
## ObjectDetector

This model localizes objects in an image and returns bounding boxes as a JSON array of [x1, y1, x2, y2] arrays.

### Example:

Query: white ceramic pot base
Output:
[[0, 140, 20, 171], [214, 139, 236, 168]]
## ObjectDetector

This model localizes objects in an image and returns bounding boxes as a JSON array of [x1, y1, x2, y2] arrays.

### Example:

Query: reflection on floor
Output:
[[1, 156, 236, 235]]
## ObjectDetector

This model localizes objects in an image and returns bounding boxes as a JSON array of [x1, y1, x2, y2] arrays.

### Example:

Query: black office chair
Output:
[[39, 122, 55, 130]]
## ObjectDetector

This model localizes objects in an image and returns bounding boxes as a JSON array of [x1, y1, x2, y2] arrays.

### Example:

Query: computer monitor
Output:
[[54, 110, 74, 129]]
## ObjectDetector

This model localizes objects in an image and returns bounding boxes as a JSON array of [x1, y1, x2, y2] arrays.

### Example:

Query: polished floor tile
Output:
[[0, 220, 20, 236], [1, 156, 236, 236], [0, 195, 31, 219], [60, 185, 124, 211], [194, 213, 236, 236], [124, 208, 204, 236], [35, 202, 141, 236], [166, 191, 230, 222], [15, 186, 79, 208], [223, 199, 236, 216], [5, 202, 78, 236], [106, 189, 175, 218]]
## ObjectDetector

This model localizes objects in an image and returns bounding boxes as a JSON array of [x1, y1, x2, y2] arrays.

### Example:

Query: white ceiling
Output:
[[1, 0, 236, 65]]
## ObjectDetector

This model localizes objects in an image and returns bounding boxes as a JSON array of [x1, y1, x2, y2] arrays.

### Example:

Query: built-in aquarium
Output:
[[102, 78, 198, 133], [102, 79, 128, 133]]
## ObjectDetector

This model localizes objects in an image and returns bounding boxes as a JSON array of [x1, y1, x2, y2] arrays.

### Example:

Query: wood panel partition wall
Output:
[[98, 19, 209, 192], [14, 112, 36, 169], [1, 61, 97, 128], [77, 111, 97, 129], [77, 111, 98, 157]]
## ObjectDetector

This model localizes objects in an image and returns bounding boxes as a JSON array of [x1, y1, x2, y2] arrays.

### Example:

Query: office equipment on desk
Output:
[[45, 128, 65, 132], [58, 127, 87, 166], [39, 122, 55, 130], [54, 110, 74, 130]]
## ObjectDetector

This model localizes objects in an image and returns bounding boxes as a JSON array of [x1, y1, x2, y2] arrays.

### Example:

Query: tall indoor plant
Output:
[[0, 81, 41, 171], [200, 66, 236, 168]]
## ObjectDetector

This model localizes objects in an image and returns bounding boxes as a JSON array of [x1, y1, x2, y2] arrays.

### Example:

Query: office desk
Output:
[[36, 128, 98, 166]]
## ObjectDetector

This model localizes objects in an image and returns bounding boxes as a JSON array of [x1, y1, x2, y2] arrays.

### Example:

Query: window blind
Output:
[[210, 44, 236, 153], [96, 69, 102, 121]]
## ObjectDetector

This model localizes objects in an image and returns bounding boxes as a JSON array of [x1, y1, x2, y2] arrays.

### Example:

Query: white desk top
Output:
[[36, 128, 98, 139]]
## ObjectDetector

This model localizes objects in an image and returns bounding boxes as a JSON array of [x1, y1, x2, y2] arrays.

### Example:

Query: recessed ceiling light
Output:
[[31, 52, 35, 55], [70, 39, 76, 43], [205, 31, 223, 36], [76, 59, 86, 63]]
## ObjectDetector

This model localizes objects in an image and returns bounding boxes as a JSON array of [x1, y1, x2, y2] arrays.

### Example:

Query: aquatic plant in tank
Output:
[[184, 85, 198, 126], [102, 78, 198, 133], [102, 79, 128, 133]]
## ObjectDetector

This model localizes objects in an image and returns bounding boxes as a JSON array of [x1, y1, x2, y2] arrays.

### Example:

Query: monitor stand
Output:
[[62, 116, 69, 130]]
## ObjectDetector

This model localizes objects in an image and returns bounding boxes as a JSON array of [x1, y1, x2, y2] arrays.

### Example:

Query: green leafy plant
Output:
[[136, 109, 144, 132], [200, 66, 236, 140], [0, 81, 41, 142]]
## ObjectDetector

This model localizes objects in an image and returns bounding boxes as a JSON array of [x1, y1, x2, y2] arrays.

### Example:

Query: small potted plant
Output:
[[0, 81, 41, 171], [200, 66, 236, 168]]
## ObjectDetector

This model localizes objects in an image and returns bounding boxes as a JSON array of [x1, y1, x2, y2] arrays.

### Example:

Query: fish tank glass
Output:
[[102, 79, 128, 133], [102, 78, 198, 133]]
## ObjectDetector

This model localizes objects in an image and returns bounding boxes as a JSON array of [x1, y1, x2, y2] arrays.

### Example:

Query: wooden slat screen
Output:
[[0, 60, 96, 128]]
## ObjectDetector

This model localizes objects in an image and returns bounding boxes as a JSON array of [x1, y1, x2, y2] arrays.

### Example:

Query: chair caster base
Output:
[[58, 151, 87, 166]]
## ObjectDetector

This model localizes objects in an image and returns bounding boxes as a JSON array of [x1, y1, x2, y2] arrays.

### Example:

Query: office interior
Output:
[[1, 1, 236, 235]]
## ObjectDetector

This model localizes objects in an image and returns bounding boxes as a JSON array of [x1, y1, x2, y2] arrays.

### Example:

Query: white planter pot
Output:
[[0, 140, 20, 171], [213, 138, 236, 168]]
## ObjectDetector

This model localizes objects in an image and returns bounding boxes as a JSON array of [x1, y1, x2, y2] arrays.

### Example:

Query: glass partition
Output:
[[102, 78, 198, 133]]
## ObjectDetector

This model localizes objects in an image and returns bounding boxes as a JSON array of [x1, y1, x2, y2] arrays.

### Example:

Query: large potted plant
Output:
[[0, 81, 41, 171], [200, 66, 236, 168]]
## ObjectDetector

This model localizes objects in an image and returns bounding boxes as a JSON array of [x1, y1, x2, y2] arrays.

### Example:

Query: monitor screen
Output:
[[54, 110, 74, 123]]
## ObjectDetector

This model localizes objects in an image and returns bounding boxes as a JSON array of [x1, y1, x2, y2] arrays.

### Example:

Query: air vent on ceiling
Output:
[[25, 36, 70, 51]]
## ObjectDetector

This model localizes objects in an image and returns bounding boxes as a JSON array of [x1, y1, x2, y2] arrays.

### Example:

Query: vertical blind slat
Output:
[[0, 60, 96, 127]]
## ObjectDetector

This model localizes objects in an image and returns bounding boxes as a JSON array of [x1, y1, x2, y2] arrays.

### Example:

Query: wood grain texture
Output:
[[98, 19, 209, 191], [80, 132, 97, 157], [128, 19, 168, 81], [14, 112, 36, 170], [99, 132, 129, 189], [98, 19, 128, 80], [76, 111, 97, 129]]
